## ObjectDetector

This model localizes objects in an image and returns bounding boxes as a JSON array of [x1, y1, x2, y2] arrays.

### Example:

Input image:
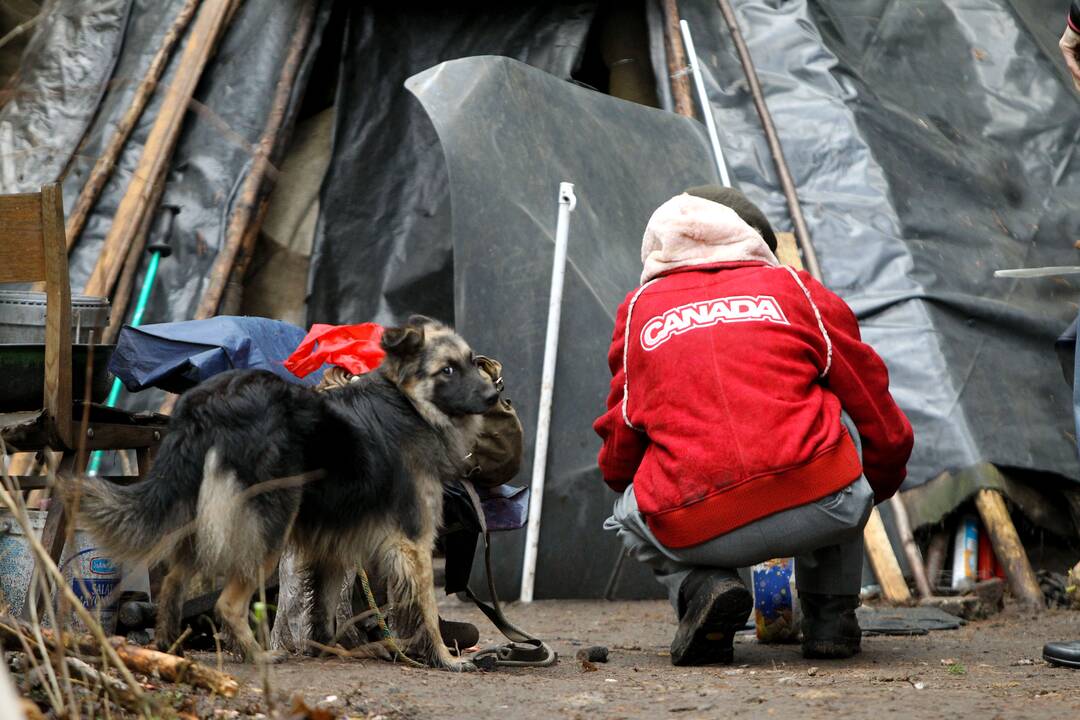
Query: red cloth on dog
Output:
[[594, 261, 913, 549], [284, 323, 385, 378]]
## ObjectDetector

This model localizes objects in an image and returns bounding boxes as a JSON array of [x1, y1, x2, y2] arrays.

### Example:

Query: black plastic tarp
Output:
[[408, 56, 719, 600], [306, 2, 596, 328], [660, 0, 1080, 491]]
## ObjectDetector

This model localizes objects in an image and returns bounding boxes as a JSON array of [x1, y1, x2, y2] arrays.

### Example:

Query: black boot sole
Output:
[[671, 579, 752, 666]]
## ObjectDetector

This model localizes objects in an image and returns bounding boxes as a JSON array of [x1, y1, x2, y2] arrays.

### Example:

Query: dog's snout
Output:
[[482, 388, 500, 408]]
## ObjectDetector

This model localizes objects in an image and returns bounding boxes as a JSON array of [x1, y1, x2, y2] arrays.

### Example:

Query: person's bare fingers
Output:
[[1061, 27, 1080, 92]]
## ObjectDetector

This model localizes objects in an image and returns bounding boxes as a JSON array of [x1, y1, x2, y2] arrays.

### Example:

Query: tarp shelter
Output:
[[2, 0, 1078, 599]]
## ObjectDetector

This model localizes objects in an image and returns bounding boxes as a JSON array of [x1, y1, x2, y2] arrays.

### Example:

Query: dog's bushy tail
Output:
[[59, 457, 198, 566]]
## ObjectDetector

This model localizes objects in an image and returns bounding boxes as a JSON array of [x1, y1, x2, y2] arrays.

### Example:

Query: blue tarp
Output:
[[109, 316, 318, 394]]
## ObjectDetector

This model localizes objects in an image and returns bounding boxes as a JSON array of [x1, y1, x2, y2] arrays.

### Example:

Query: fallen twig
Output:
[[165, 626, 193, 657]]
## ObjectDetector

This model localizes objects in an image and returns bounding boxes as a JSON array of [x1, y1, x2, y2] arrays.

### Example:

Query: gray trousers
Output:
[[605, 475, 873, 609], [605, 413, 873, 610]]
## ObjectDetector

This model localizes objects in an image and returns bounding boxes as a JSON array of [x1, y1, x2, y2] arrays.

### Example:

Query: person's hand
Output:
[[1062, 25, 1080, 92]]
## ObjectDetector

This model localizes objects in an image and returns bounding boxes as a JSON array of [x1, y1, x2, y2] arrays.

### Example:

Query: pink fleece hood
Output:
[[640, 193, 779, 285]]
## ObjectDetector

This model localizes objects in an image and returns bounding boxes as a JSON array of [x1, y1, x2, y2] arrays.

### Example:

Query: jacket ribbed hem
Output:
[[644, 432, 863, 549]]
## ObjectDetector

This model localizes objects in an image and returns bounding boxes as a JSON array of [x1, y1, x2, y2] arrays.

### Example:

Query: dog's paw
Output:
[[441, 658, 478, 673], [255, 650, 289, 665]]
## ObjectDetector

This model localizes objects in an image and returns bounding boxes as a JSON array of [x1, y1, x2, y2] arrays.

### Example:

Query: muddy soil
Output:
[[201, 599, 1080, 719]]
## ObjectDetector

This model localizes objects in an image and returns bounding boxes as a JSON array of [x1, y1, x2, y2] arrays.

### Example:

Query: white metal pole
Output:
[[519, 182, 576, 603], [680, 19, 731, 186]]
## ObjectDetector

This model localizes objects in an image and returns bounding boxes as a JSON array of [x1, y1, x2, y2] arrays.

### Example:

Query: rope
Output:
[[357, 566, 425, 668]]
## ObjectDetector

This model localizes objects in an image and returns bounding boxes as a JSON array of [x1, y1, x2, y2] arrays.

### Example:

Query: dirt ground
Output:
[[200, 598, 1080, 720]]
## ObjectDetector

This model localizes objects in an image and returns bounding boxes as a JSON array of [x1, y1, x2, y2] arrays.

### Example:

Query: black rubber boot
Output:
[[670, 569, 752, 666], [800, 593, 861, 659], [440, 617, 480, 653]]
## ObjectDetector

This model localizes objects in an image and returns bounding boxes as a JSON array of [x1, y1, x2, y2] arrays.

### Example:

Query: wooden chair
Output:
[[0, 184, 169, 615]]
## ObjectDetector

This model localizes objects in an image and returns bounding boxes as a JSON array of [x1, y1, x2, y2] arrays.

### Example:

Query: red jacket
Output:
[[594, 261, 913, 549]]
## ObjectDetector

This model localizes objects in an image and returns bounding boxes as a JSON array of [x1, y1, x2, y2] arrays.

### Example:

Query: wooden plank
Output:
[[974, 489, 1043, 609], [774, 231, 800, 267], [65, 0, 203, 250], [70, 422, 163, 451], [82, 0, 237, 298], [660, 0, 694, 117], [864, 507, 913, 604], [40, 184, 72, 449], [0, 193, 45, 282]]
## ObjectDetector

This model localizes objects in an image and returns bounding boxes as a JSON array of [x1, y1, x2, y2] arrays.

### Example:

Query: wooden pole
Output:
[[82, 0, 237, 299], [864, 507, 912, 604], [889, 494, 932, 599], [219, 195, 271, 315], [191, 0, 313, 321], [661, 0, 694, 117], [64, 0, 202, 251], [101, 180, 167, 345], [974, 489, 1043, 609], [714, 0, 821, 280]]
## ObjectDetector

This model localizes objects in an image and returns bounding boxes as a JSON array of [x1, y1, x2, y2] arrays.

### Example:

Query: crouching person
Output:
[[595, 186, 913, 665]]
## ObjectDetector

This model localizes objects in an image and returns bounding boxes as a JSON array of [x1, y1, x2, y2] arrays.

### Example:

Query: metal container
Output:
[[0, 290, 110, 344], [751, 557, 801, 644]]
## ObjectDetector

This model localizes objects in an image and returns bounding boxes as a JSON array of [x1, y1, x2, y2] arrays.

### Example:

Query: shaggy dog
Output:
[[67, 316, 496, 671]]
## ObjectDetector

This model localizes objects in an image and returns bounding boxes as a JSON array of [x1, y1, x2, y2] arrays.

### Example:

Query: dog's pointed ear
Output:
[[405, 314, 439, 328], [381, 324, 425, 356]]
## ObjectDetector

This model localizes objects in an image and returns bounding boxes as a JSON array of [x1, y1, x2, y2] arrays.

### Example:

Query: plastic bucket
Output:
[[58, 531, 124, 634], [0, 509, 131, 634]]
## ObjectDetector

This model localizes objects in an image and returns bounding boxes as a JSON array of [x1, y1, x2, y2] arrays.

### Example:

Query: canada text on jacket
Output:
[[639, 295, 789, 351]]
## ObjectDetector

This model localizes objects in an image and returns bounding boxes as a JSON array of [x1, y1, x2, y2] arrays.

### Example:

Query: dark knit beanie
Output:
[[684, 184, 778, 253]]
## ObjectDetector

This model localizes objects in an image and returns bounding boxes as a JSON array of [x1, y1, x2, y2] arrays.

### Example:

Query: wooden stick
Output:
[[924, 529, 949, 590], [101, 179, 167, 345], [660, 0, 694, 117], [888, 494, 932, 599], [109, 639, 240, 697], [715, 0, 821, 279], [218, 195, 271, 315], [65, 0, 202, 250], [864, 507, 912, 604], [83, 0, 237, 298], [974, 489, 1043, 609], [192, 1, 314, 321]]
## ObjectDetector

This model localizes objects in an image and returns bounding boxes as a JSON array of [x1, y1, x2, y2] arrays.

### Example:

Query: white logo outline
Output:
[[639, 295, 789, 351]]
